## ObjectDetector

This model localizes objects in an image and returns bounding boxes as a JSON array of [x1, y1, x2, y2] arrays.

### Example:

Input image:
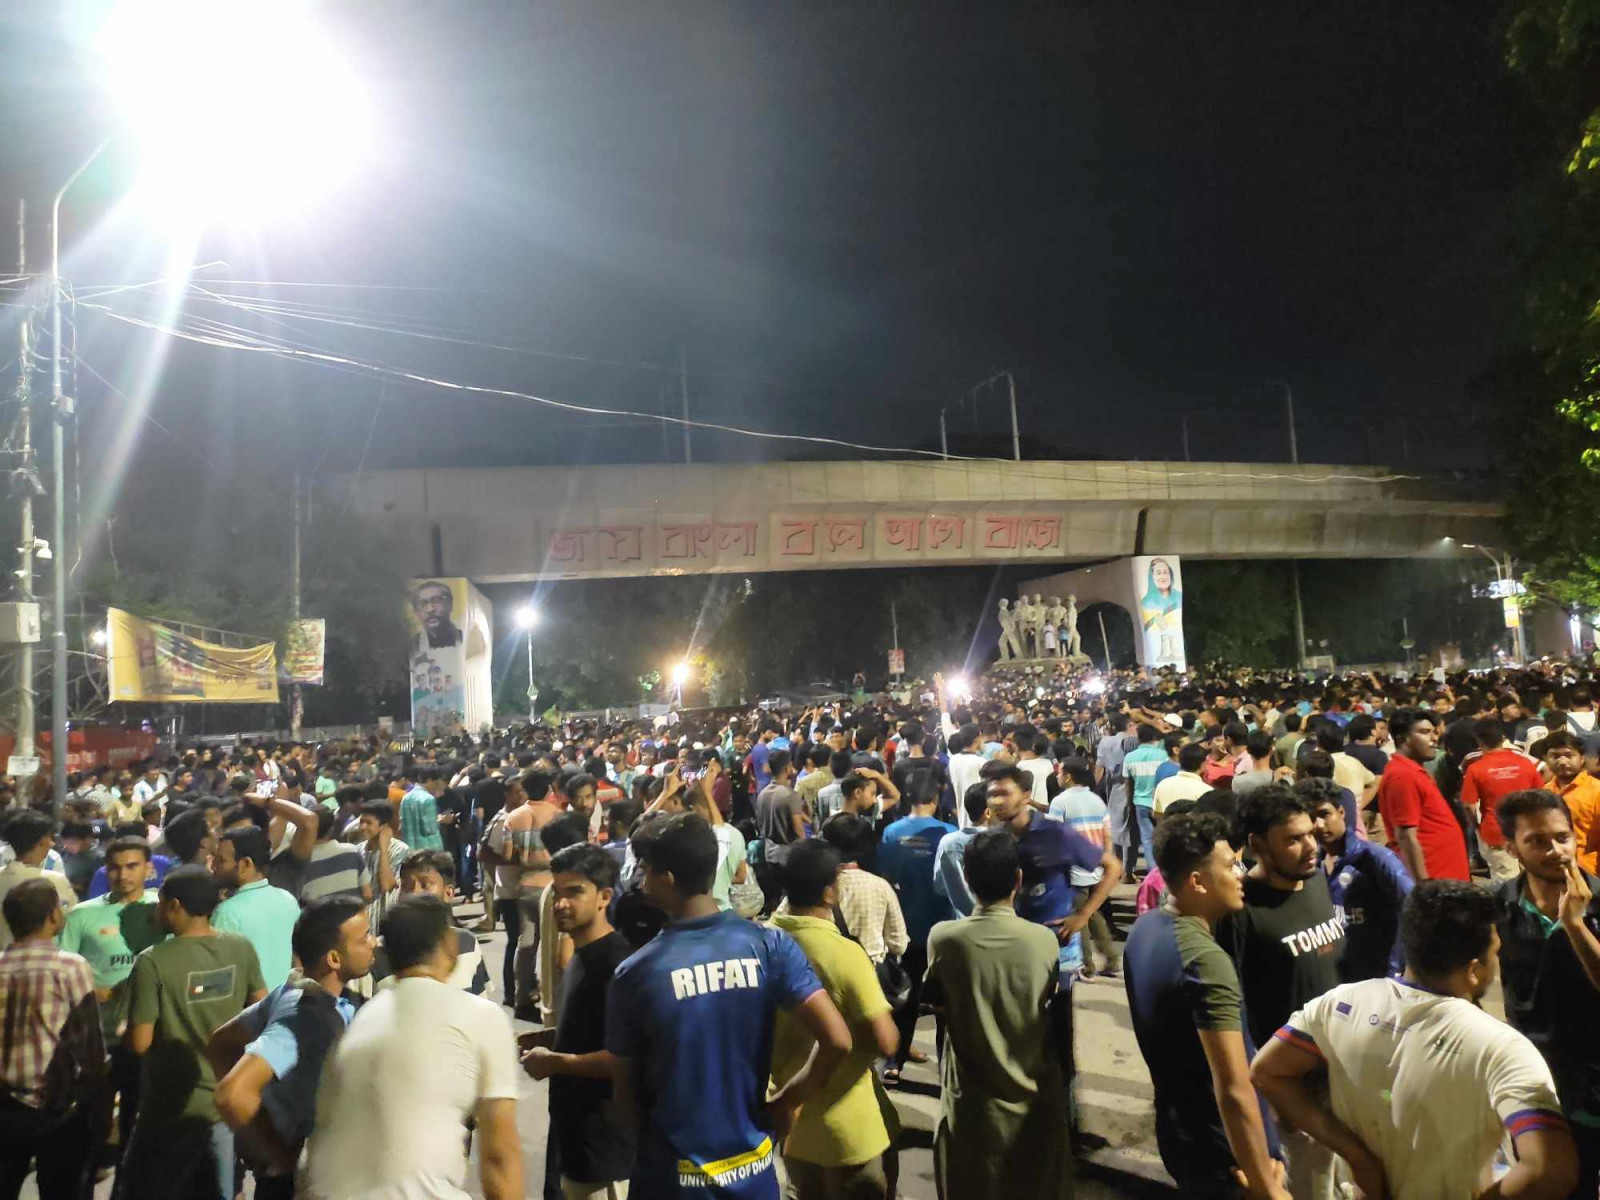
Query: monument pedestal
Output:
[[984, 652, 1094, 678]]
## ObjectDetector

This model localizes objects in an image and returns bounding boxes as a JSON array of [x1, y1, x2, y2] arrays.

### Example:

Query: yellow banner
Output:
[[106, 608, 280, 704]]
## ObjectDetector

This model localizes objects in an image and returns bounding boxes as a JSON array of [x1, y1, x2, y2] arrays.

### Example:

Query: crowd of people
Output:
[[0, 655, 1598, 1199]]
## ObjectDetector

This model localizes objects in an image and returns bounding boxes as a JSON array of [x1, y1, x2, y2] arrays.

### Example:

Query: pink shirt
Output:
[[1135, 868, 1166, 915]]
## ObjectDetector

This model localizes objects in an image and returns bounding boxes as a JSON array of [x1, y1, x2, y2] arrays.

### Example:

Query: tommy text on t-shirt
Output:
[[1280, 915, 1345, 958]]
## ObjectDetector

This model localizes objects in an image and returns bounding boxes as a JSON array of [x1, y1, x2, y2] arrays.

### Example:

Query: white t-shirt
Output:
[[303, 976, 521, 1199], [947, 752, 987, 828], [1152, 770, 1211, 816], [1017, 757, 1050, 807], [1280, 977, 1566, 1200]]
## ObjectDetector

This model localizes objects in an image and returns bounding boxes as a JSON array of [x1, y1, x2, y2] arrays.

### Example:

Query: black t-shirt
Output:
[[552, 930, 637, 1183], [1217, 871, 1345, 1049], [890, 754, 948, 817], [1345, 742, 1388, 780], [436, 786, 470, 846]]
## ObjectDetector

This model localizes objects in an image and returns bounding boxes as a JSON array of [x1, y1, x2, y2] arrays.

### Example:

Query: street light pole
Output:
[[525, 630, 535, 723], [48, 139, 112, 812], [1004, 370, 1021, 461], [1464, 542, 1529, 663], [14, 202, 37, 805]]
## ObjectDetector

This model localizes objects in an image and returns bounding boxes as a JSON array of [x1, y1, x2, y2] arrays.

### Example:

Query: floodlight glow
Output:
[[515, 606, 539, 629], [670, 662, 690, 686], [947, 674, 972, 701], [1083, 676, 1106, 695], [91, 628, 108, 647], [99, 0, 371, 224]]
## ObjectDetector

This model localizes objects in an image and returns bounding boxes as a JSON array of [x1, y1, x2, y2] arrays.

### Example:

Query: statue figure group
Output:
[[997, 593, 1082, 662]]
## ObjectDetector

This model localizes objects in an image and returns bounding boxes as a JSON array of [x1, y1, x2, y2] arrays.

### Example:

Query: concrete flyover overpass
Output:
[[335, 459, 1504, 583]]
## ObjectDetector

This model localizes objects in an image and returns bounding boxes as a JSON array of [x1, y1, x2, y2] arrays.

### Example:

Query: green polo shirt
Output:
[[57, 890, 164, 1036], [212, 878, 301, 988]]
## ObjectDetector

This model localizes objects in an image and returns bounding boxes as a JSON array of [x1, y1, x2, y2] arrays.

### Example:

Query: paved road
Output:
[[38, 887, 1176, 1199], [465, 887, 1179, 1199]]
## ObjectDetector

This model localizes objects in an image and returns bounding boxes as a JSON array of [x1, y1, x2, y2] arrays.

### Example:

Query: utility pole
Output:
[[49, 144, 106, 813], [1291, 564, 1308, 671], [1502, 551, 1529, 664], [890, 599, 902, 685], [1097, 610, 1113, 673], [678, 345, 692, 464], [1004, 370, 1021, 461], [12, 202, 36, 798], [1281, 379, 1298, 465], [1181, 414, 1191, 462], [525, 630, 536, 724], [1277, 379, 1308, 671], [938, 411, 948, 460], [289, 473, 302, 735]]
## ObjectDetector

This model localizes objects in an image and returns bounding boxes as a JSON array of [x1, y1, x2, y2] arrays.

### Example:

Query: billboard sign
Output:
[[106, 608, 279, 704]]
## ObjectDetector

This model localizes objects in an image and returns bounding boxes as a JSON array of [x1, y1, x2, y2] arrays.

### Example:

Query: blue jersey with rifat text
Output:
[[606, 910, 822, 1198]]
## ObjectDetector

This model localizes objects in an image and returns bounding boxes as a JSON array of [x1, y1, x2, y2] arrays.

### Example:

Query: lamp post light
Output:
[[1462, 543, 1529, 664], [515, 606, 539, 723], [30, 1, 372, 810]]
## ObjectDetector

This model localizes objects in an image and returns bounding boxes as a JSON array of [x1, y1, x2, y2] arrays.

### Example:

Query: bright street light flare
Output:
[[670, 661, 690, 687], [515, 606, 539, 630], [98, 0, 371, 225]]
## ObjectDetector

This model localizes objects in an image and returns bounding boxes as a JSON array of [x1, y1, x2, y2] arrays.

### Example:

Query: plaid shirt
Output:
[[0, 941, 103, 1110], [778, 865, 909, 963]]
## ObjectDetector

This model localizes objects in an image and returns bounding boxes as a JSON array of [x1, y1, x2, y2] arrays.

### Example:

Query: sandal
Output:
[[881, 1063, 902, 1086]]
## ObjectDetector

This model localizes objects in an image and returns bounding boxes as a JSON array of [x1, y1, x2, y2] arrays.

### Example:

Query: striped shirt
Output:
[[1046, 785, 1110, 886], [299, 841, 370, 905], [0, 941, 102, 1110], [362, 838, 411, 936]]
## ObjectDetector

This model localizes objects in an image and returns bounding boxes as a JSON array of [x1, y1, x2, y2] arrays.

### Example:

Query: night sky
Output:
[[4, 0, 1534, 477]]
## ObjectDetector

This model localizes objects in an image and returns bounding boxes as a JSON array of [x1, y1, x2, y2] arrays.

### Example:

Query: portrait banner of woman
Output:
[[1131, 554, 1187, 670]]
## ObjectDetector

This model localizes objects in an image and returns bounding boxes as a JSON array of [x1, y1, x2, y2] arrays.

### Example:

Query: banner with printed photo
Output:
[[405, 578, 493, 736], [106, 608, 280, 704], [284, 618, 327, 685], [1130, 555, 1187, 671]]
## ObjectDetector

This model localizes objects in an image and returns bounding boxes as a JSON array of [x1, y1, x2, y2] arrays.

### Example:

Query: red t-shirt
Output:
[[1459, 747, 1543, 847], [1378, 753, 1470, 880]]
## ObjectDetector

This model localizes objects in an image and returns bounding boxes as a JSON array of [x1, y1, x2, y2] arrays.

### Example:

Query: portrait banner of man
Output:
[[406, 578, 470, 735], [404, 578, 495, 735]]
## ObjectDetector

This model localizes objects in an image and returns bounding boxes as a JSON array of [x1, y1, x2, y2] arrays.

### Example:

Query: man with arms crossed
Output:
[[207, 896, 376, 1198], [1252, 880, 1579, 1200]]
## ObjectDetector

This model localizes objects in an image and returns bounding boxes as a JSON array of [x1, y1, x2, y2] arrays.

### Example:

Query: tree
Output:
[[1505, 0, 1600, 425], [1493, 5, 1600, 609], [1180, 562, 1295, 667]]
